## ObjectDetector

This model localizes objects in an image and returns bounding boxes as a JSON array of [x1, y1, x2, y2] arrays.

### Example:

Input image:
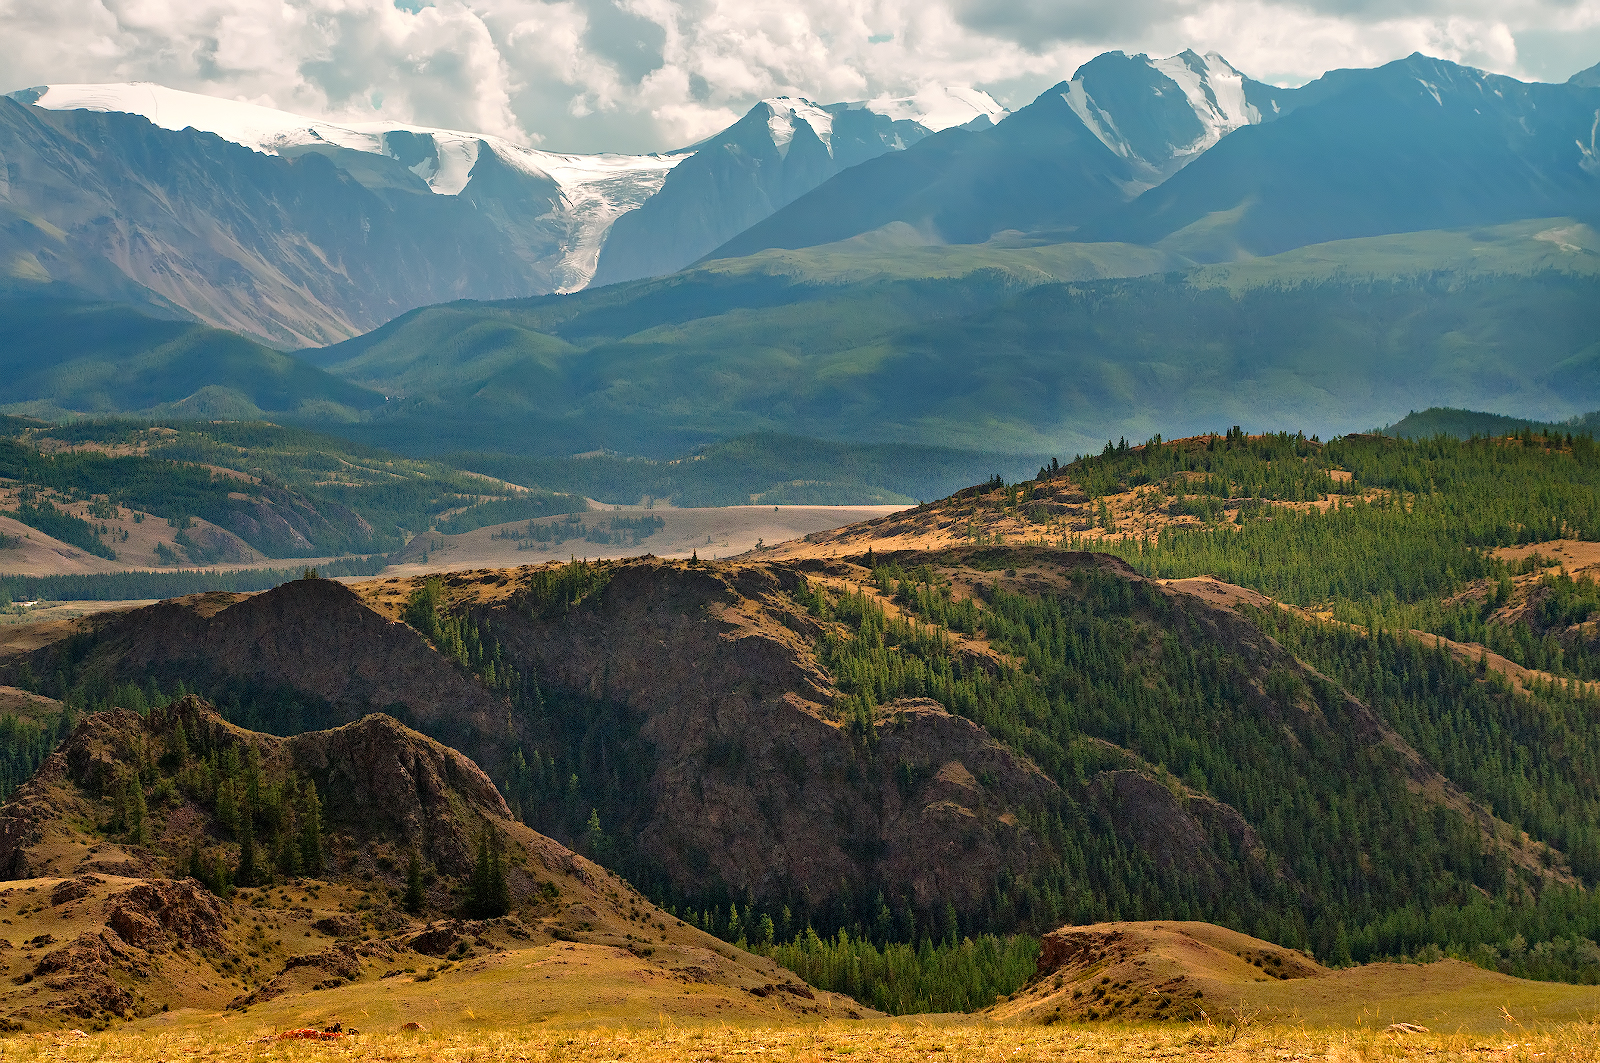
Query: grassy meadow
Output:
[[5, 1020, 1599, 1062]]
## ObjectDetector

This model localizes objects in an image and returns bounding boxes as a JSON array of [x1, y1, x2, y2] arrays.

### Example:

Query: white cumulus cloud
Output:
[[1, 0, 1595, 153]]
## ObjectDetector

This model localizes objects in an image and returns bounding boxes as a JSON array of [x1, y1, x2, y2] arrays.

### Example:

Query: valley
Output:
[[2, 25, 1600, 1057]]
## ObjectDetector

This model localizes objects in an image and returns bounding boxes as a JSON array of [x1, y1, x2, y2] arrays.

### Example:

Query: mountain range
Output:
[[2, 81, 1001, 346], [1, 49, 1598, 464]]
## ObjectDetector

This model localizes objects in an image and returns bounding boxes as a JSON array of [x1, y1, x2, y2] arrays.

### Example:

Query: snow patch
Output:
[[1416, 79, 1444, 106], [762, 97, 835, 157], [490, 144, 687, 290], [1061, 80, 1133, 160], [1580, 112, 1600, 177], [24, 80, 689, 291], [856, 86, 1009, 131], [32, 81, 387, 155], [1150, 51, 1261, 158]]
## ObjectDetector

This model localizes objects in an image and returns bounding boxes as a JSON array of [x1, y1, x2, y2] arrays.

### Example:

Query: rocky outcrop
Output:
[[102, 879, 229, 952], [288, 713, 511, 876]]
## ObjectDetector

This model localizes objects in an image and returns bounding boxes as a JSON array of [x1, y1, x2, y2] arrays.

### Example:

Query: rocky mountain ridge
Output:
[[0, 546, 1569, 952]]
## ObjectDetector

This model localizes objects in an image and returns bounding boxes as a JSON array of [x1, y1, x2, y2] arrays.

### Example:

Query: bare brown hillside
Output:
[[994, 921, 1600, 1031]]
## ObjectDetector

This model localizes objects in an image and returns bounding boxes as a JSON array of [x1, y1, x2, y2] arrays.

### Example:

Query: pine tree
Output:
[[299, 780, 323, 873], [404, 850, 425, 913], [465, 829, 510, 918]]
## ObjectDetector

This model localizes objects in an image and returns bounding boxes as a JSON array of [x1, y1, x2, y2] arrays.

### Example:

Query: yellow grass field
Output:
[[4, 1019, 1599, 1062]]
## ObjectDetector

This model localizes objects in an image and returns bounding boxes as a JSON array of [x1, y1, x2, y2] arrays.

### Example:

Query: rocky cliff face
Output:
[[12, 580, 514, 776]]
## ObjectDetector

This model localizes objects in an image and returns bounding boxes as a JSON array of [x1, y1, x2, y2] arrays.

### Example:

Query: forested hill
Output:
[[0, 420, 578, 566], [1386, 406, 1600, 440], [307, 251, 1600, 461]]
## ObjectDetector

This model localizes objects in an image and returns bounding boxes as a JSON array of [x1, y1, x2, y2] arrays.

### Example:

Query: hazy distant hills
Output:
[[307, 218, 1600, 460], [0, 297, 381, 421]]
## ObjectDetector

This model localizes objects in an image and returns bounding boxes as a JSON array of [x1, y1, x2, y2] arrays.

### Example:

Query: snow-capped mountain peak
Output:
[[1149, 51, 1263, 152], [1059, 50, 1286, 182], [761, 97, 836, 158]]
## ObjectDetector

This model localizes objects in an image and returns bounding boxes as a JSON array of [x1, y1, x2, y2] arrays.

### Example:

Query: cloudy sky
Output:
[[3, 0, 1598, 153]]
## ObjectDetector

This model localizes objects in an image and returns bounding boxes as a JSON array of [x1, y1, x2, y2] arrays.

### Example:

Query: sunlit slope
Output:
[[994, 921, 1600, 1032]]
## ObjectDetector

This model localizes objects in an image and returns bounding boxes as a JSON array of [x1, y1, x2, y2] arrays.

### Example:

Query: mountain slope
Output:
[[303, 224, 1600, 459], [0, 96, 598, 347], [7, 81, 998, 335], [0, 297, 381, 420], [706, 51, 1289, 259], [15, 82, 686, 295], [589, 90, 1004, 286], [0, 696, 849, 1031], [0, 545, 1580, 966], [1084, 55, 1600, 260]]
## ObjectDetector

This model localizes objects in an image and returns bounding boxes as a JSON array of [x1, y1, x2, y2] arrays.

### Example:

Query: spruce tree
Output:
[[127, 778, 149, 846], [299, 780, 323, 872], [465, 829, 509, 918]]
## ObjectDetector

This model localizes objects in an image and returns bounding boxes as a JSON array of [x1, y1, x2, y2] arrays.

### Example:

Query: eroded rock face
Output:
[[289, 713, 511, 876], [406, 921, 461, 956], [492, 561, 1062, 917], [7, 580, 513, 777]]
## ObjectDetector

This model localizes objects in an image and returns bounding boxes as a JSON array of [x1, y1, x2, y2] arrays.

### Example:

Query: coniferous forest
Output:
[[6, 428, 1600, 1015]]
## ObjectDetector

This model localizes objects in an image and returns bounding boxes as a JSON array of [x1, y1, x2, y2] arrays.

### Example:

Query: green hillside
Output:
[[0, 297, 382, 419], [1386, 406, 1600, 439], [309, 226, 1600, 461], [0, 419, 577, 559], [1190, 218, 1600, 292]]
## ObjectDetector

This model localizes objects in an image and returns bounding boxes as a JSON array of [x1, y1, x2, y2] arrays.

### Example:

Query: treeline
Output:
[[448, 434, 1044, 509], [433, 494, 580, 535], [489, 514, 665, 549], [770, 929, 1039, 1014], [1070, 429, 1346, 503], [0, 557, 388, 603], [5, 498, 118, 559], [0, 706, 74, 803]]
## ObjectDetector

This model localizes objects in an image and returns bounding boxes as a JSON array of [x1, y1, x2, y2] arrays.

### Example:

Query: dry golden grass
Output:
[[6, 1019, 1600, 1062]]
